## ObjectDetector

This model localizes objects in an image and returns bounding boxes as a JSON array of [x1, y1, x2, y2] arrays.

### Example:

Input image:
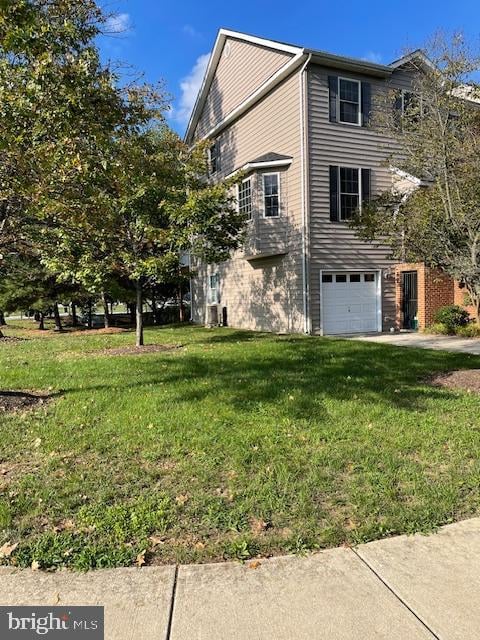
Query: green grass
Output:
[[1, 321, 480, 570]]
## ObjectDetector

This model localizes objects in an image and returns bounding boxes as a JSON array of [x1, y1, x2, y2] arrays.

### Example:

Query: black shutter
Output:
[[328, 76, 338, 122], [329, 165, 339, 221], [361, 82, 371, 126], [361, 168, 371, 206]]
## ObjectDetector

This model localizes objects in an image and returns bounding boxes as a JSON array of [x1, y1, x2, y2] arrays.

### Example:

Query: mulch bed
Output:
[[429, 369, 480, 394], [0, 391, 52, 413], [95, 344, 183, 357]]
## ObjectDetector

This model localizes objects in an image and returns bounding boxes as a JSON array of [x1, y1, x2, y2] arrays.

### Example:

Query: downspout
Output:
[[299, 53, 312, 334]]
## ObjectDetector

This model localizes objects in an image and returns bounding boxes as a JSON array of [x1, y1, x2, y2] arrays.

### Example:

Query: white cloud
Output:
[[105, 13, 131, 34], [173, 53, 210, 126], [362, 51, 383, 64]]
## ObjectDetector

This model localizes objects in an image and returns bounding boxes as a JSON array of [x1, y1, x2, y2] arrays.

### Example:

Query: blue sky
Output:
[[98, 0, 480, 136]]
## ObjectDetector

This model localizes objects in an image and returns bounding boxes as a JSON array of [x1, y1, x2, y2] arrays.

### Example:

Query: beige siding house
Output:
[[186, 29, 420, 335]]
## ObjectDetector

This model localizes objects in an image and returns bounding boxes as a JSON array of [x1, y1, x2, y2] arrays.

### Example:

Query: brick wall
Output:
[[395, 263, 461, 329], [453, 281, 477, 319], [423, 268, 455, 326]]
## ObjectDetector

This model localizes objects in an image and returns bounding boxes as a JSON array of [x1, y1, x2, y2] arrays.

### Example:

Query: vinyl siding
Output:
[[191, 71, 305, 334], [195, 37, 292, 139], [306, 64, 414, 333]]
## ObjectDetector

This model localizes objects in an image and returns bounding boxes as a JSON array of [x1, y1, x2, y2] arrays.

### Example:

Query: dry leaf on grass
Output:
[[135, 550, 146, 567], [175, 494, 189, 505], [250, 518, 269, 534], [31, 560, 40, 571], [0, 542, 18, 558], [148, 535, 166, 547], [248, 560, 262, 570]]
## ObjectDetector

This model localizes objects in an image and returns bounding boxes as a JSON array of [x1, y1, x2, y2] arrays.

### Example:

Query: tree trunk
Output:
[[38, 313, 45, 331], [53, 302, 63, 332], [86, 300, 93, 329], [135, 280, 144, 347], [0, 309, 6, 326], [71, 302, 78, 327], [179, 284, 185, 322], [102, 292, 111, 329]]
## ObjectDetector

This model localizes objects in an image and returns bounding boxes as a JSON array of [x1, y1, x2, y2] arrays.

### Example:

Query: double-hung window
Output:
[[339, 167, 360, 220], [263, 173, 280, 217], [339, 78, 361, 125], [238, 177, 252, 220], [329, 166, 371, 222], [208, 274, 219, 304]]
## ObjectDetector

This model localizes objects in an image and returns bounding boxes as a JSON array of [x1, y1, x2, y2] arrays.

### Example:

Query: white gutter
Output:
[[299, 53, 312, 334]]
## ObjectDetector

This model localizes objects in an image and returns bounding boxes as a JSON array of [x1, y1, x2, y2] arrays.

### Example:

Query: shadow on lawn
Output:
[[66, 332, 480, 419]]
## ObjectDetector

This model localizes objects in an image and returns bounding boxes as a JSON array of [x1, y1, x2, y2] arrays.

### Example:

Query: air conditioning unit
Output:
[[206, 304, 219, 327]]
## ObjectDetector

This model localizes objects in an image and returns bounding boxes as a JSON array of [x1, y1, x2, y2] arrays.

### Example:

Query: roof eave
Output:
[[306, 49, 392, 77]]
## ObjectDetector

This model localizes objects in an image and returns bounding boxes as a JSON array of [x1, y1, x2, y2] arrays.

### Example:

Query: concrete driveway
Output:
[[1, 518, 480, 639], [348, 331, 480, 355]]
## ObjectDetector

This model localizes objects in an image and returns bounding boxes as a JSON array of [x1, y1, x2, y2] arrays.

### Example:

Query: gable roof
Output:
[[185, 29, 428, 143], [250, 152, 293, 164]]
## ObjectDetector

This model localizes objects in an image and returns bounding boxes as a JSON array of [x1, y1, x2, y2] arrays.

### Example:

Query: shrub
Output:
[[433, 305, 470, 334], [426, 322, 450, 335], [456, 323, 480, 338]]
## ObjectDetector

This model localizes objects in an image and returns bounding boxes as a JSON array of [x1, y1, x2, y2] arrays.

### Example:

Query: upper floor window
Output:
[[263, 173, 280, 217], [209, 141, 220, 174], [339, 78, 361, 125], [329, 165, 371, 222], [339, 167, 360, 219], [329, 76, 371, 127], [238, 177, 252, 220], [394, 90, 423, 127]]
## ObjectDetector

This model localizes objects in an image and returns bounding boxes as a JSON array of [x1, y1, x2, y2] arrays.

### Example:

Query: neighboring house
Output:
[[186, 29, 469, 335]]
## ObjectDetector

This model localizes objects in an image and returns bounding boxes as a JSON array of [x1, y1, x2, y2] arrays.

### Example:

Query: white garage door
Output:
[[322, 271, 380, 335]]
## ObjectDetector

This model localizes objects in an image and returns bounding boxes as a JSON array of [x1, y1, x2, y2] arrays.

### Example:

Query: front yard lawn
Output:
[[1, 323, 480, 569]]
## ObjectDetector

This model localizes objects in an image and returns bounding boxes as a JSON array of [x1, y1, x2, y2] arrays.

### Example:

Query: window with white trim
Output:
[[208, 274, 219, 304], [263, 173, 280, 217], [339, 167, 360, 220], [238, 177, 252, 220], [339, 78, 361, 125]]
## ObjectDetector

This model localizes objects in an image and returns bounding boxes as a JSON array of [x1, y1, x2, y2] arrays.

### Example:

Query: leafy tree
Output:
[[0, 254, 76, 330], [353, 33, 480, 322], [0, 0, 126, 337]]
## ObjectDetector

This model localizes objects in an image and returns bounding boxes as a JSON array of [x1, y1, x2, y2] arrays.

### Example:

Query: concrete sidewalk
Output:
[[1, 518, 480, 639], [348, 331, 480, 355]]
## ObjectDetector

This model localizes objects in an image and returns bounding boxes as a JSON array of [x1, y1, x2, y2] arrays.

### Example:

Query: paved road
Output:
[[1, 518, 479, 639], [348, 331, 480, 355]]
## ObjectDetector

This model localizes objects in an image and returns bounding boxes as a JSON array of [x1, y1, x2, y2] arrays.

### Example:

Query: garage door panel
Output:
[[322, 272, 379, 335]]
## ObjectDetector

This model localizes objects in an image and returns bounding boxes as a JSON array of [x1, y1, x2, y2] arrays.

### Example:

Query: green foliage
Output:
[[426, 322, 450, 335], [353, 33, 480, 322], [455, 323, 480, 337], [0, 501, 12, 530], [77, 495, 173, 544], [434, 305, 470, 333], [13, 495, 174, 570]]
